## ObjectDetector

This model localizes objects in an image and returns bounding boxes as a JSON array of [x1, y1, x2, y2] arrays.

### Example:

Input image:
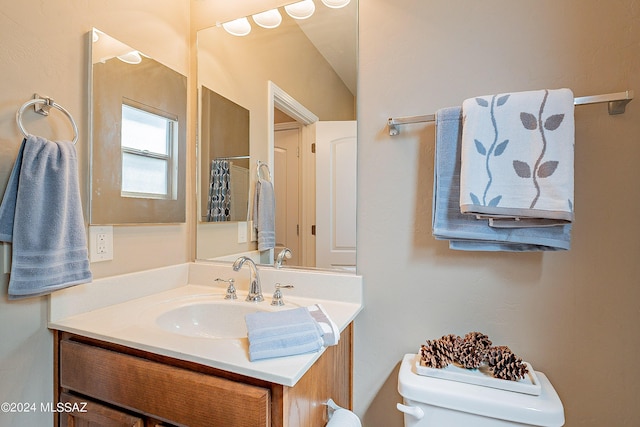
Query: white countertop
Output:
[[49, 262, 363, 387]]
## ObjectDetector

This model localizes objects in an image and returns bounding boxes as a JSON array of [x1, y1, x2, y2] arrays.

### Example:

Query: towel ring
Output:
[[16, 96, 79, 145], [257, 161, 272, 181]]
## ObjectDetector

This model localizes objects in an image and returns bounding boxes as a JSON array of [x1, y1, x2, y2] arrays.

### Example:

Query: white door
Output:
[[274, 126, 301, 266], [315, 121, 357, 271]]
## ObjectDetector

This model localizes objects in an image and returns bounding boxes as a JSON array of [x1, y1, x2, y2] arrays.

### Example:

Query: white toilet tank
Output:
[[397, 354, 565, 427]]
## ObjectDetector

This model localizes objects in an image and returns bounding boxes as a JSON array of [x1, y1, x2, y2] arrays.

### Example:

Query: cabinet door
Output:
[[59, 392, 143, 427], [60, 339, 270, 427]]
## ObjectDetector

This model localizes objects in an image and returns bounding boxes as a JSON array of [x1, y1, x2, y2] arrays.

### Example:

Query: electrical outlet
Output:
[[97, 233, 107, 254], [89, 226, 113, 262]]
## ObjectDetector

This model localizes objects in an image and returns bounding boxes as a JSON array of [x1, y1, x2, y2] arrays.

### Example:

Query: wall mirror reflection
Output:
[[90, 28, 187, 225], [196, 0, 357, 271], [199, 87, 250, 223]]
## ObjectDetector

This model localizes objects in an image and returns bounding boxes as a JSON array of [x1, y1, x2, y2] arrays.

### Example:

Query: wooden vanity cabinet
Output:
[[54, 324, 352, 427]]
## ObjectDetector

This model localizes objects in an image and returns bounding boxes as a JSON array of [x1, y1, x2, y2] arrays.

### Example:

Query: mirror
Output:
[[196, 1, 357, 269], [90, 29, 187, 224], [199, 87, 250, 223]]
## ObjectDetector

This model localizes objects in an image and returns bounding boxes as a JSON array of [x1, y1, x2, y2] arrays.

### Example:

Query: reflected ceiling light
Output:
[[222, 17, 252, 36], [285, 0, 316, 20], [117, 51, 142, 64], [321, 0, 350, 8], [252, 9, 282, 29]]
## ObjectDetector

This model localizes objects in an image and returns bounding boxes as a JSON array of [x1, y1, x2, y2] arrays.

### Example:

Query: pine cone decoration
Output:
[[463, 332, 492, 352], [440, 334, 462, 353], [455, 340, 484, 369], [420, 338, 455, 369], [486, 346, 529, 381]]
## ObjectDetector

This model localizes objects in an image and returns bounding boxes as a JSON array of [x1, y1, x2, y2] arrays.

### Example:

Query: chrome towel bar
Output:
[[388, 89, 634, 136]]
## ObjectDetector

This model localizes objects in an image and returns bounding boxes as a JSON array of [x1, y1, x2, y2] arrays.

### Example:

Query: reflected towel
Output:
[[252, 178, 275, 251], [432, 107, 571, 251], [245, 307, 324, 361], [0, 136, 92, 299], [460, 89, 575, 227]]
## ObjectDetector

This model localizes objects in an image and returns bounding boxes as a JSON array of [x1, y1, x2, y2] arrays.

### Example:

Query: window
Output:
[[120, 101, 178, 200]]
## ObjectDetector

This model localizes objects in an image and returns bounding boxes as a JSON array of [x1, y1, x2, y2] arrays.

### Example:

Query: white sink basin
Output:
[[156, 302, 267, 339]]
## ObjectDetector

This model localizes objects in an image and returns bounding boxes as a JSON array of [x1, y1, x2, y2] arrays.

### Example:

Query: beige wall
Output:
[[0, 2, 190, 425], [356, 1, 640, 426], [1, 1, 639, 426]]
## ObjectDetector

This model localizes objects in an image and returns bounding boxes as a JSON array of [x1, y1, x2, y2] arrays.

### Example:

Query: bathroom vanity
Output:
[[49, 262, 363, 427], [55, 326, 352, 426]]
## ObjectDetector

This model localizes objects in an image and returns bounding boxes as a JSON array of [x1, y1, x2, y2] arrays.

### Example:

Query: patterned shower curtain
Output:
[[207, 159, 231, 221]]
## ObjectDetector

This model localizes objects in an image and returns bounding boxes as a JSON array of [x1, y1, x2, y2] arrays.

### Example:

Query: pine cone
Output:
[[463, 332, 492, 352], [440, 334, 462, 352], [420, 338, 455, 369], [485, 345, 511, 366], [455, 340, 484, 369], [487, 346, 529, 381]]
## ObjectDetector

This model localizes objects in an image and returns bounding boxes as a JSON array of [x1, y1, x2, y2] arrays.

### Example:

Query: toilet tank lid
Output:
[[397, 354, 565, 427]]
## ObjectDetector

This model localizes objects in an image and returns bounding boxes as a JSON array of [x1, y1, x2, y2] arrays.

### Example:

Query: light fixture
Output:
[[321, 0, 350, 8], [284, 0, 316, 20], [252, 9, 282, 29], [222, 17, 252, 37], [117, 51, 142, 64]]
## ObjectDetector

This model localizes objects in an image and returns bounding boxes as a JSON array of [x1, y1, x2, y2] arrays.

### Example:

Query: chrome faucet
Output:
[[275, 247, 292, 268], [232, 256, 264, 302]]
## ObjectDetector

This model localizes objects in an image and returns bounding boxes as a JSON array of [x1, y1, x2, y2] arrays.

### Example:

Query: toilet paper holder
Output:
[[324, 399, 362, 427]]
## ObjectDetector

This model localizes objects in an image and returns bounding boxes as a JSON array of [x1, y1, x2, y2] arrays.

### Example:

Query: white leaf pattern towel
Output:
[[460, 88, 575, 228]]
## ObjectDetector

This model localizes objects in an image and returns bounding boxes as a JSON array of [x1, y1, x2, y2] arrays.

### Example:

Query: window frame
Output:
[[120, 98, 179, 201]]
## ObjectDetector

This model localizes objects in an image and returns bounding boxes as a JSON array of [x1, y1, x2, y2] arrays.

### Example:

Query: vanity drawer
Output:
[[59, 339, 270, 427]]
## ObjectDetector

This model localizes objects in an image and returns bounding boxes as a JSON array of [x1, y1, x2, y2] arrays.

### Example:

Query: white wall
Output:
[[355, 1, 640, 426], [0, 2, 190, 425]]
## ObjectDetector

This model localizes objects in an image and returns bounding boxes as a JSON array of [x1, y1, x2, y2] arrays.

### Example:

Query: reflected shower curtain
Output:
[[207, 159, 231, 221]]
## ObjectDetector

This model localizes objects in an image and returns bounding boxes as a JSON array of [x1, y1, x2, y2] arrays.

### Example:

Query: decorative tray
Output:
[[415, 359, 541, 396]]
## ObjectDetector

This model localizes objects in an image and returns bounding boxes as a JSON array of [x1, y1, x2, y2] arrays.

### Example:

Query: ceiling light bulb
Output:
[[321, 0, 350, 8], [285, 0, 316, 20], [252, 9, 282, 29], [117, 51, 142, 64], [222, 17, 252, 37]]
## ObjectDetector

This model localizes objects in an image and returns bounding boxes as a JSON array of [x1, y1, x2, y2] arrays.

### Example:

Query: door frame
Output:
[[268, 82, 318, 267]]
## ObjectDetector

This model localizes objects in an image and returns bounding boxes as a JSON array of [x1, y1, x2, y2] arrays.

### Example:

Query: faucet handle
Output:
[[271, 283, 294, 306], [215, 278, 237, 300]]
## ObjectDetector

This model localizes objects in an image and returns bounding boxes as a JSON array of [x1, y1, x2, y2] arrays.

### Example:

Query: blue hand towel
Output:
[[0, 136, 92, 299], [245, 307, 324, 361], [252, 178, 275, 251], [432, 107, 571, 251]]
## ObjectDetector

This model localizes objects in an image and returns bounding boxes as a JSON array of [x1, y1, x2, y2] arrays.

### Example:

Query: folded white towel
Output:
[[307, 303, 340, 346], [460, 88, 575, 227]]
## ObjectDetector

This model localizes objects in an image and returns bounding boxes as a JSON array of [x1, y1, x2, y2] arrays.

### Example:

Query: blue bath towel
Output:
[[432, 107, 571, 251], [245, 307, 324, 361], [0, 136, 92, 299]]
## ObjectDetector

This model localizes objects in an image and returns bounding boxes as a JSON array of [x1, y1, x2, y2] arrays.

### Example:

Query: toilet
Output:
[[397, 354, 565, 426]]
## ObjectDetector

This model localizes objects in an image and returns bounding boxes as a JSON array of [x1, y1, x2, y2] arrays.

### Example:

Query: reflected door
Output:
[[316, 121, 357, 271], [274, 127, 301, 266]]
